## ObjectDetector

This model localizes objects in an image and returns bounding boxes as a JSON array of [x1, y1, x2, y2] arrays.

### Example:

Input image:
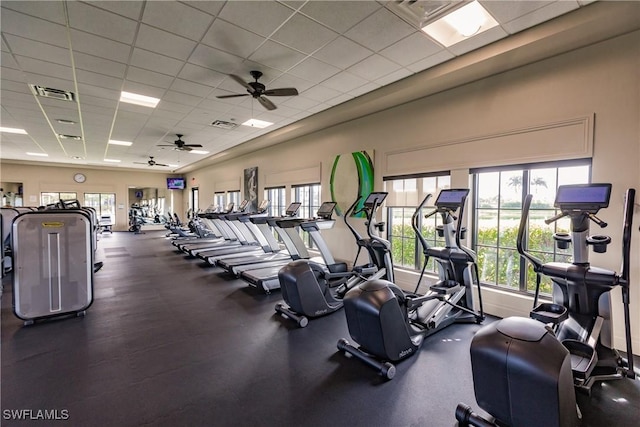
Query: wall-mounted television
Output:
[[167, 177, 185, 190]]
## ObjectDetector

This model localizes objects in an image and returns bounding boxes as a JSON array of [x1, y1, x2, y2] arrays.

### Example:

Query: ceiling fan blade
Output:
[[133, 162, 148, 165], [184, 144, 203, 148], [264, 88, 298, 97], [155, 163, 170, 167], [257, 96, 277, 111], [216, 93, 250, 99], [157, 144, 176, 147], [229, 74, 253, 91]]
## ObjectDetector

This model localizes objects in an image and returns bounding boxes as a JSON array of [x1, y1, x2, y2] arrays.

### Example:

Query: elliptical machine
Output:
[[456, 184, 636, 427], [275, 192, 391, 327], [337, 189, 484, 379]]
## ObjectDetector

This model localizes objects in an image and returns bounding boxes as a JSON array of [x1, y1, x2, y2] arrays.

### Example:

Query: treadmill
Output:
[[216, 202, 304, 274], [195, 200, 274, 263], [240, 202, 345, 293], [173, 203, 236, 252]]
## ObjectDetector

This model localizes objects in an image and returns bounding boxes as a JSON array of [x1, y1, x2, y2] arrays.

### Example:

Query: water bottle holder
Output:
[[553, 232, 571, 250], [530, 303, 568, 324], [587, 235, 611, 253]]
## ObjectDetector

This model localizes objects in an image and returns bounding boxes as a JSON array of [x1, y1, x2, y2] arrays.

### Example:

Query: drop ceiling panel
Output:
[[142, 1, 215, 41], [0, 0, 616, 170], [299, 0, 381, 33], [218, 1, 295, 38], [0, 8, 68, 48], [3, 35, 71, 67], [1, 0, 67, 24], [344, 8, 416, 51], [67, 2, 138, 44], [201, 20, 266, 58], [271, 13, 338, 54], [135, 24, 198, 61]]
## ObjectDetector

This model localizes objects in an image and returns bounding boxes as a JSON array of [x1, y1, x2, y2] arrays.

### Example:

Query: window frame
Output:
[[471, 158, 592, 294]]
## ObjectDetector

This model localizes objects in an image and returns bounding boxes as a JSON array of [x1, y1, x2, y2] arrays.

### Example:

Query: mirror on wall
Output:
[[128, 187, 168, 225], [1, 182, 24, 207]]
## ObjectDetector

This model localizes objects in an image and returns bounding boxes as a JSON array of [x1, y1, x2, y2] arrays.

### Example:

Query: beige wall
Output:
[[186, 30, 640, 352], [0, 163, 184, 230]]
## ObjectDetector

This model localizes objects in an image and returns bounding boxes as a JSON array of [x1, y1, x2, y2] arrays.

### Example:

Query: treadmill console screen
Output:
[[258, 200, 270, 211], [285, 202, 302, 216], [238, 199, 249, 211], [225, 202, 234, 213], [316, 202, 337, 218], [435, 189, 469, 208], [555, 184, 611, 210], [363, 192, 388, 208]]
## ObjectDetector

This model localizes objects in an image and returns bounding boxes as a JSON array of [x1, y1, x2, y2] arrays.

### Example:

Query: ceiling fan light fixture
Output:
[[120, 91, 160, 108], [242, 119, 273, 129]]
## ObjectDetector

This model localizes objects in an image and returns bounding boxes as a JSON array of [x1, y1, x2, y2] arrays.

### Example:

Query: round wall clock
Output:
[[73, 173, 86, 183]]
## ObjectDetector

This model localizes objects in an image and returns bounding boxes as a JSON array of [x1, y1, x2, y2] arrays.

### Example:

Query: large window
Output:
[[228, 190, 241, 210], [292, 183, 321, 247], [84, 193, 115, 218], [214, 192, 225, 210], [264, 187, 286, 216], [473, 161, 590, 293], [41, 192, 77, 206], [385, 174, 450, 272]]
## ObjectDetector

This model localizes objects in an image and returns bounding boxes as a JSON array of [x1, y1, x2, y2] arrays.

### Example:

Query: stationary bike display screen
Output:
[[555, 184, 611, 211], [363, 192, 388, 208], [285, 202, 302, 216], [435, 189, 469, 208], [316, 202, 337, 218]]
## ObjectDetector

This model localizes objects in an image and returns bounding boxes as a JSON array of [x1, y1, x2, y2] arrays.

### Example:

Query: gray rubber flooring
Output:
[[1, 229, 638, 426]]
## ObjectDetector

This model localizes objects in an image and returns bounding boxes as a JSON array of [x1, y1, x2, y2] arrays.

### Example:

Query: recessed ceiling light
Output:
[[0, 127, 28, 134], [241, 119, 273, 128], [189, 150, 209, 155], [103, 158, 121, 163], [56, 119, 76, 125], [120, 91, 160, 108], [71, 156, 84, 160], [422, 1, 498, 47], [108, 139, 133, 146], [26, 152, 48, 157]]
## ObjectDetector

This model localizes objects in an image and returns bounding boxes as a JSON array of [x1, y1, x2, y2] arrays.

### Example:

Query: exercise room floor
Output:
[[2, 230, 639, 426]]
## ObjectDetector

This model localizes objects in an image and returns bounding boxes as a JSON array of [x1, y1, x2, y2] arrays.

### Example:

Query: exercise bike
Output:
[[337, 189, 484, 379], [276, 192, 391, 327], [456, 184, 636, 427]]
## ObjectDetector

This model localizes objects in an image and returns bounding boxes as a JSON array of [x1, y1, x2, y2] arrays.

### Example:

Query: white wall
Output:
[[0, 163, 184, 231], [186, 30, 640, 353]]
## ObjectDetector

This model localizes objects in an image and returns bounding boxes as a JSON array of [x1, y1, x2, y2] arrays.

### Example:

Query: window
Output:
[[384, 174, 450, 272], [41, 192, 77, 206], [264, 187, 286, 216], [292, 183, 321, 247], [473, 161, 591, 294], [214, 192, 225, 210], [191, 188, 199, 213], [84, 193, 116, 218], [228, 191, 241, 209]]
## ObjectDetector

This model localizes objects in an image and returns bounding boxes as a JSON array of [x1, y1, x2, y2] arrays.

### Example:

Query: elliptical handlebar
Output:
[[517, 194, 543, 272], [412, 194, 432, 252], [343, 197, 364, 242], [620, 188, 635, 284]]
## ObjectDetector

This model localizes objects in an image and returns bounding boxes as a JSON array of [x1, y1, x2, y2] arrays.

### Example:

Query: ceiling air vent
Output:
[[387, 0, 467, 28], [211, 120, 238, 130], [58, 134, 83, 140], [29, 84, 75, 102]]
